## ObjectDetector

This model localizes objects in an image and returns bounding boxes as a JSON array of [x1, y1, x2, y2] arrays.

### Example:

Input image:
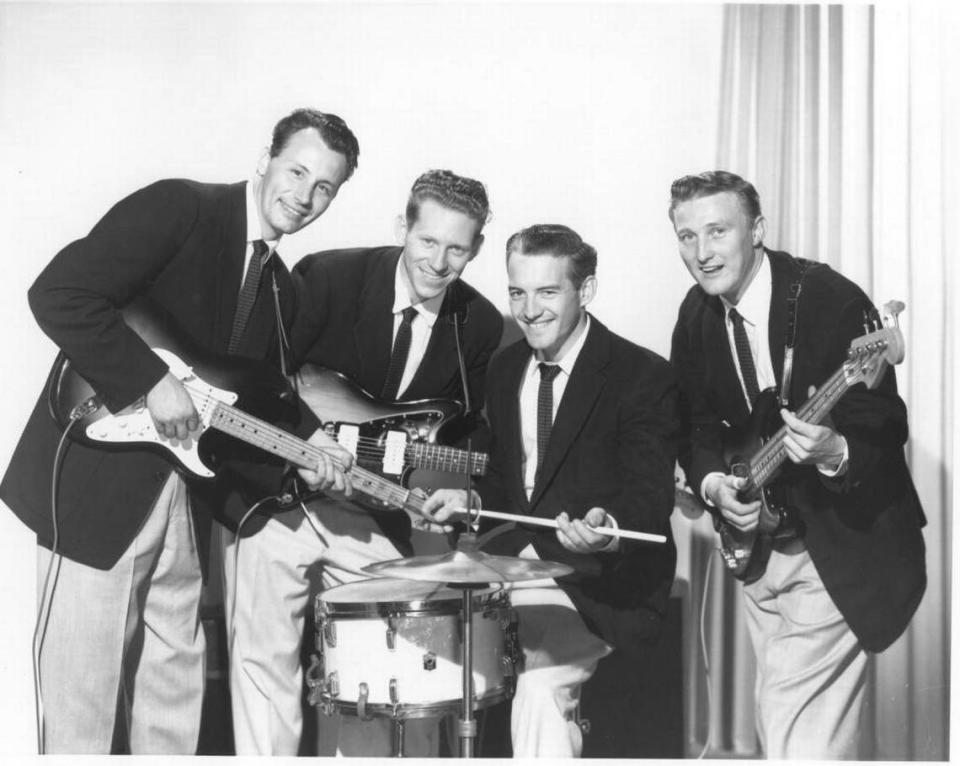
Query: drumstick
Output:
[[453, 508, 667, 544]]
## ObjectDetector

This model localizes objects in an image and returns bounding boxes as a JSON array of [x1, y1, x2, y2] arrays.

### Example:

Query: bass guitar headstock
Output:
[[845, 300, 906, 389]]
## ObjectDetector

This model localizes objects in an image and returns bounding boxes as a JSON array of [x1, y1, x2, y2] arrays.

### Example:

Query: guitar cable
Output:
[[695, 548, 716, 759], [33, 410, 85, 754]]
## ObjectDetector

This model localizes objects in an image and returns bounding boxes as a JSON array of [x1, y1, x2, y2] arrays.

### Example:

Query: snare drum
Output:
[[306, 578, 518, 720]]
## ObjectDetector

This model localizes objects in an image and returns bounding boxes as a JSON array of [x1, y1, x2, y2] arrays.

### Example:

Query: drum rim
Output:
[[315, 685, 513, 720], [316, 581, 507, 618]]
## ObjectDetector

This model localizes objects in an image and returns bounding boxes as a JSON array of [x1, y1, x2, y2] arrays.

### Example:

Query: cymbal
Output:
[[363, 548, 574, 584]]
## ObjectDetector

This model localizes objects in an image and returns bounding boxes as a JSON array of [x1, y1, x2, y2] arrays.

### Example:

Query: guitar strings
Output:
[[746, 364, 853, 487], [181, 381, 424, 511]]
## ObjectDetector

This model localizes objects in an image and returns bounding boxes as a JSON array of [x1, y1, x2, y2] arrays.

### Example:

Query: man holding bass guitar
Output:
[[219, 169, 503, 755], [0, 109, 359, 754], [668, 171, 926, 758]]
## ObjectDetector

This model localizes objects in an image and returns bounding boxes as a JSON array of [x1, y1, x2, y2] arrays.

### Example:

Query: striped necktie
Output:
[[536, 362, 562, 477], [729, 307, 761, 408], [381, 306, 418, 400], [228, 239, 269, 354]]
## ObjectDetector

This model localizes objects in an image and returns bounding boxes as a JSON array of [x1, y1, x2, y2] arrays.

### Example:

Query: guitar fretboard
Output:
[[745, 346, 881, 493], [208, 402, 426, 513], [406, 442, 488, 475]]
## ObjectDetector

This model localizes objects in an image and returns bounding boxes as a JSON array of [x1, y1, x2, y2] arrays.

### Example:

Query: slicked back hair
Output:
[[270, 109, 360, 180], [405, 170, 490, 236], [505, 224, 597, 289], [668, 170, 762, 223]]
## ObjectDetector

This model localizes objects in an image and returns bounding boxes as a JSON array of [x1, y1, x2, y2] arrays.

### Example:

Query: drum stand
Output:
[[451, 532, 484, 758]]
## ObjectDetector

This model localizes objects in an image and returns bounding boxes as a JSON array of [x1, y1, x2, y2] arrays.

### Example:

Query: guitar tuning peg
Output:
[[869, 308, 882, 331], [882, 300, 905, 328], [862, 310, 872, 334]]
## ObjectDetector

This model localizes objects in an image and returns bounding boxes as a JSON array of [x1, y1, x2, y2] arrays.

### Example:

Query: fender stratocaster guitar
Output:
[[716, 300, 906, 583], [47, 302, 429, 518]]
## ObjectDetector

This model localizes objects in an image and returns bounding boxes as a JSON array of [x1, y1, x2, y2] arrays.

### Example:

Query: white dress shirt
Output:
[[241, 180, 279, 289], [390, 257, 446, 398]]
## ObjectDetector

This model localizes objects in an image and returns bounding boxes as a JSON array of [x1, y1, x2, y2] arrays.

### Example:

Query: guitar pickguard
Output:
[[83, 348, 238, 478]]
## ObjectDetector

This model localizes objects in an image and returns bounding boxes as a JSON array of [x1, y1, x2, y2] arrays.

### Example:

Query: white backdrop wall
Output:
[[0, 2, 722, 756]]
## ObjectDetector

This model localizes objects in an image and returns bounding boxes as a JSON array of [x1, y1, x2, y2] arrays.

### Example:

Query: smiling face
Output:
[[399, 198, 483, 303], [507, 252, 595, 362], [254, 127, 350, 240], [672, 191, 765, 304]]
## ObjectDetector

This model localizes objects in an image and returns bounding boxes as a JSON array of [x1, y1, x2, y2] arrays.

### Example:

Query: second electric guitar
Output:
[[716, 300, 907, 583]]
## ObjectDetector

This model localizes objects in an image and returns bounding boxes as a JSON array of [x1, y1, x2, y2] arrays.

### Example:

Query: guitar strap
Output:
[[452, 309, 472, 415], [270, 270, 291, 378], [779, 257, 814, 407]]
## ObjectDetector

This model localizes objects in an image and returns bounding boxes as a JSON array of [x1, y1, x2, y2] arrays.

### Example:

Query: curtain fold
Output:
[[682, 3, 953, 759]]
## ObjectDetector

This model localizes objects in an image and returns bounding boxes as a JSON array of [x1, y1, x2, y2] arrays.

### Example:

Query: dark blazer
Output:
[[0, 179, 306, 569], [478, 317, 680, 651], [290, 246, 504, 538], [671, 248, 927, 652]]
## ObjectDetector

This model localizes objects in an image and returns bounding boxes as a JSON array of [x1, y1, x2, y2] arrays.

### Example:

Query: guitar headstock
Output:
[[845, 300, 906, 389]]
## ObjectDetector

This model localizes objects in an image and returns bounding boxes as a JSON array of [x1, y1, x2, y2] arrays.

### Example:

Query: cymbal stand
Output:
[[454, 443, 481, 758]]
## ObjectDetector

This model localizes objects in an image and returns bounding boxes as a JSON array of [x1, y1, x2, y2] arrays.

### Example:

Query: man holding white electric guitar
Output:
[[668, 171, 927, 758], [0, 109, 360, 754], [218, 169, 504, 756]]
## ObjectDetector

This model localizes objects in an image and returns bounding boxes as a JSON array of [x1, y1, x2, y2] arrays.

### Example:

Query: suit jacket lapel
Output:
[[354, 248, 400, 391], [703, 294, 750, 423], [215, 183, 248, 351], [406, 281, 464, 400], [497, 343, 532, 513], [529, 318, 607, 511]]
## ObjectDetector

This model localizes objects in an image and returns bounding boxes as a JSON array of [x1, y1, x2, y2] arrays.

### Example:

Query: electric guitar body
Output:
[[47, 301, 298, 478]]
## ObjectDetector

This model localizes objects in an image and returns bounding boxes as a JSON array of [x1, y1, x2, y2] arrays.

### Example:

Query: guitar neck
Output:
[[746, 365, 852, 491], [208, 402, 425, 513], [406, 442, 489, 475]]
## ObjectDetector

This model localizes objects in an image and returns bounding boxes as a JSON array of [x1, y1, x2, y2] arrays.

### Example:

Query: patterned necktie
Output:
[[729, 307, 761, 408], [381, 306, 418, 400], [228, 239, 269, 354], [536, 363, 563, 476]]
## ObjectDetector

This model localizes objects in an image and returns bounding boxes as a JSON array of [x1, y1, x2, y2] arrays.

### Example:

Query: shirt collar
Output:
[[245, 180, 280, 257], [392, 254, 444, 328], [722, 250, 770, 327], [526, 313, 592, 379]]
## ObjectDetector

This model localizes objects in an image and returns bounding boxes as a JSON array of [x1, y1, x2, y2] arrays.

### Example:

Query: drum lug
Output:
[[305, 656, 336, 715], [422, 651, 437, 671], [328, 671, 340, 698], [386, 616, 397, 650], [305, 653, 323, 705], [389, 677, 400, 705], [322, 616, 337, 648], [357, 682, 372, 720]]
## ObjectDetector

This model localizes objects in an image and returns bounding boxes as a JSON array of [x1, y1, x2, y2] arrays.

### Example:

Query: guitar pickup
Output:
[[382, 431, 407, 475], [336, 424, 360, 458]]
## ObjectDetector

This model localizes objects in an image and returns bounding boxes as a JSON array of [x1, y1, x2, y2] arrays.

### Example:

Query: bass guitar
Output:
[[716, 300, 907, 583], [48, 302, 429, 518]]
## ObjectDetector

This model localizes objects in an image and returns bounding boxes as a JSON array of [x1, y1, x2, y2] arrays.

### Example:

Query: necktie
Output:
[[536, 363, 563, 476], [381, 306, 418, 400], [729, 307, 761, 408], [228, 239, 269, 354]]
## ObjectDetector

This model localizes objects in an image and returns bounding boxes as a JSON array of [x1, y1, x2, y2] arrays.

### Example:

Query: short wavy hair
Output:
[[505, 224, 597, 289], [405, 169, 490, 234], [668, 170, 762, 223], [270, 109, 360, 180]]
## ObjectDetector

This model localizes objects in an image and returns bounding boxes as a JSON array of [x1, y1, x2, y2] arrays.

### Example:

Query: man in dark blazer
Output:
[[220, 169, 503, 756], [0, 109, 359, 754], [668, 171, 926, 758], [423, 224, 680, 757]]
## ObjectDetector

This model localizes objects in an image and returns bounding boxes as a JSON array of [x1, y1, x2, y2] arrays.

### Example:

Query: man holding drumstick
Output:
[[421, 224, 681, 757]]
